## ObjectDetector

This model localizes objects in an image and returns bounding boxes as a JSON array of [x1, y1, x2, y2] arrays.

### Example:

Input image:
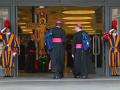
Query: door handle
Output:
[[97, 36, 100, 55], [93, 35, 100, 55], [93, 36, 95, 55]]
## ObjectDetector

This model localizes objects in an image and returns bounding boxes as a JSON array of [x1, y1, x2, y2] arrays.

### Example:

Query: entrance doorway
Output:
[[17, 6, 104, 77]]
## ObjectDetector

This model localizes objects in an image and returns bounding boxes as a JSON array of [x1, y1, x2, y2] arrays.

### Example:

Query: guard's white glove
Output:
[[72, 54, 74, 58], [7, 44, 9, 47], [109, 29, 114, 34], [1, 27, 6, 33], [13, 52, 16, 57]]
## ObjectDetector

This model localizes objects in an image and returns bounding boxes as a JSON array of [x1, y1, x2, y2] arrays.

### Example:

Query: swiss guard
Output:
[[102, 19, 120, 76], [0, 19, 20, 77], [72, 23, 91, 79]]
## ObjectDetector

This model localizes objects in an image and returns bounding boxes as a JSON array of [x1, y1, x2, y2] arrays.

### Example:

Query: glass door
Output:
[[92, 7, 105, 75], [93, 35, 104, 75]]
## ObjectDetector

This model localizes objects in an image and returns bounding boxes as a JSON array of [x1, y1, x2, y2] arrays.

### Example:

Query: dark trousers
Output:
[[26, 54, 36, 72]]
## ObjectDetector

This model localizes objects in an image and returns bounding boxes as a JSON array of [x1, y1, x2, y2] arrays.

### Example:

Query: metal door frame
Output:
[[15, 6, 106, 77]]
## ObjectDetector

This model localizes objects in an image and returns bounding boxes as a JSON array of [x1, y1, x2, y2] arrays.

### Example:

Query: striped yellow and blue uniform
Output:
[[108, 35, 120, 67], [1, 33, 19, 68]]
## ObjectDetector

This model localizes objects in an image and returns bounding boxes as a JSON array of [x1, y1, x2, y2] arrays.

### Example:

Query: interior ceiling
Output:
[[17, 6, 103, 35]]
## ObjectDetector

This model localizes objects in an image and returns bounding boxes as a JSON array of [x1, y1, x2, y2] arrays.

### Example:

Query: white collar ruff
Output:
[[6, 32, 11, 35]]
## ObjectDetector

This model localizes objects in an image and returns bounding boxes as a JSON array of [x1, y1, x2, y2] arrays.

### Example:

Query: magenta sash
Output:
[[52, 38, 62, 42], [76, 44, 82, 48]]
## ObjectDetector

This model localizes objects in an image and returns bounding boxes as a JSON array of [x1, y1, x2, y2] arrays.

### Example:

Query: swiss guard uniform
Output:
[[0, 19, 19, 77], [102, 20, 120, 76], [72, 24, 89, 79], [50, 21, 66, 79], [0, 33, 3, 56]]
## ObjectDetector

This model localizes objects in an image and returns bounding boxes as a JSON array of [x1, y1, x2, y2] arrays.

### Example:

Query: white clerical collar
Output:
[[76, 29, 82, 32], [56, 26, 61, 28]]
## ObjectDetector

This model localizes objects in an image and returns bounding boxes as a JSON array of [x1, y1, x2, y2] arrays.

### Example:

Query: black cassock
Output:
[[26, 39, 36, 72], [72, 31, 88, 77], [50, 27, 66, 76], [18, 44, 25, 70]]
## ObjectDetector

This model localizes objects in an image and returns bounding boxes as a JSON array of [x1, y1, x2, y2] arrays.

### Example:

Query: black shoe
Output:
[[81, 76, 87, 79], [74, 75, 81, 78], [59, 73, 64, 78], [53, 75, 61, 79], [53, 73, 61, 79]]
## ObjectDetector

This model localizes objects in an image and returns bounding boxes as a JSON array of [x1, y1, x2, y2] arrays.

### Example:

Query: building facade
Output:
[[0, 0, 120, 77]]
